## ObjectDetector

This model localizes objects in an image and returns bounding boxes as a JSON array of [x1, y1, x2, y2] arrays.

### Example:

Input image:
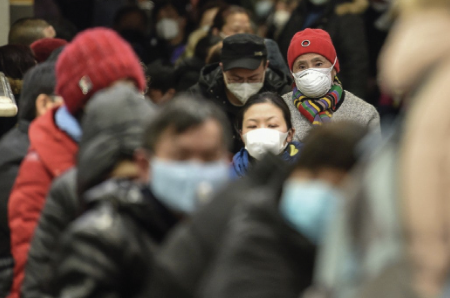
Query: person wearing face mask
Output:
[[147, 1, 189, 65], [232, 92, 303, 178], [200, 121, 368, 298], [272, 0, 370, 99], [48, 93, 231, 298], [282, 28, 380, 142], [189, 33, 292, 153]]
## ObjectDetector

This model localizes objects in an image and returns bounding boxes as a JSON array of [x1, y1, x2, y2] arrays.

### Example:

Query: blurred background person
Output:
[[146, 60, 176, 105], [8, 18, 56, 46], [189, 33, 291, 153], [113, 5, 150, 63], [210, 5, 253, 38], [282, 28, 379, 141], [232, 92, 302, 178], [29, 38, 68, 63], [147, 0, 190, 65], [0, 45, 37, 138], [0, 62, 61, 298], [272, 0, 370, 99]]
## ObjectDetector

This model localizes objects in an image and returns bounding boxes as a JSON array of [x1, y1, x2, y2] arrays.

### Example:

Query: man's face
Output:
[[154, 119, 228, 163], [222, 60, 268, 85], [292, 53, 336, 78]]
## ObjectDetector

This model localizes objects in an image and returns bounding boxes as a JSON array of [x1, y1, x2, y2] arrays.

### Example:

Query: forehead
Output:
[[155, 119, 225, 154], [225, 13, 250, 25], [157, 5, 179, 19], [244, 102, 283, 120], [294, 53, 328, 64], [225, 62, 265, 77]]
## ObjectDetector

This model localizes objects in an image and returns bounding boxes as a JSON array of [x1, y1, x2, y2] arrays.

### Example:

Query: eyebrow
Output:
[[246, 116, 276, 122]]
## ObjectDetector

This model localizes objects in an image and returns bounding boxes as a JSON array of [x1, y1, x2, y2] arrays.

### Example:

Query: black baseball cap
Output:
[[221, 34, 267, 71]]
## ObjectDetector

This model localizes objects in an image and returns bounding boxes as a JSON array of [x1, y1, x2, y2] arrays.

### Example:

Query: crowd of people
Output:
[[0, 0, 447, 297]]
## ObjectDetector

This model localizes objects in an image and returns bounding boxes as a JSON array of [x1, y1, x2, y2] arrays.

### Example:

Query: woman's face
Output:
[[241, 102, 289, 135], [221, 13, 252, 37]]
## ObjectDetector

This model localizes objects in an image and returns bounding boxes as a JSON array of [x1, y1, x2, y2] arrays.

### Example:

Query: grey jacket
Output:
[[282, 91, 380, 141]]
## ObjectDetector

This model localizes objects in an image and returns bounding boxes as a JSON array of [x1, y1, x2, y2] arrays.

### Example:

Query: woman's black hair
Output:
[[236, 91, 292, 132]]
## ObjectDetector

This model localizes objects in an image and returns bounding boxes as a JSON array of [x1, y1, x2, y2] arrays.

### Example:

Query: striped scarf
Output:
[[292, 77, 344, 125]]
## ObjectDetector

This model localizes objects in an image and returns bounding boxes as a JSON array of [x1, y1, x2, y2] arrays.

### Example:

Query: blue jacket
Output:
[[231, 141, 303, 179]]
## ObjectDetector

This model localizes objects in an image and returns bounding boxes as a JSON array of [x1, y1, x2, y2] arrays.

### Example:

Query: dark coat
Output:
[[272, 0, 369, 99], [147, 154, 292, 298], [49, 179, 178, 298], [200, 189, 316, 298], [188, 64, 292, 153], [0, 120, 29, 297]]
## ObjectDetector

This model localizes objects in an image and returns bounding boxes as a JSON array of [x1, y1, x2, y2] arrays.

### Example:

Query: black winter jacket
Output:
[[200, 188, 316, 298], [188, 63, 292, 153], [0, 120, 29, 297], [271, 0, 369, 99], [147, 154, 292, 298], [49, 179, 178, 298]]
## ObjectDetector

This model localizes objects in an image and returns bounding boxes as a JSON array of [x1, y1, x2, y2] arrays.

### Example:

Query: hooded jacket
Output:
[[188, 63, 292, 153], [7, 107, 78, 298], [272, 0, 369, 99]]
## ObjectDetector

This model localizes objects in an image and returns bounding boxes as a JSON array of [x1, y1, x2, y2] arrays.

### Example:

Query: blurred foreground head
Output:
[[139, 95, 232, 214], [77, 84, 156, 195], [55, 28, 146, 116]]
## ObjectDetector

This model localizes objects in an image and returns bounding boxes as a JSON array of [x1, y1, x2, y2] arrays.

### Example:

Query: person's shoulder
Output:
[[281, 91, 293, 102], [342, 91, 378, 113]]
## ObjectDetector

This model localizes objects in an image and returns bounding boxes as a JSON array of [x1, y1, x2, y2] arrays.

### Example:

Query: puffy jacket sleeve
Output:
[[7, 151, 54, 298], [50, 215, 123, 298], [22, 169, 79, 298]]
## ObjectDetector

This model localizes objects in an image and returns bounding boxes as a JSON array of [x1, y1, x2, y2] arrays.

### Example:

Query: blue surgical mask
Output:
[[149, 158, 230, 214], [279, 180, 341, 244]]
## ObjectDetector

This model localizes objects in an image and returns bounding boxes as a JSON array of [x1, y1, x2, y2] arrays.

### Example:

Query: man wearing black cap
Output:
[[189, 33, 292, 153]]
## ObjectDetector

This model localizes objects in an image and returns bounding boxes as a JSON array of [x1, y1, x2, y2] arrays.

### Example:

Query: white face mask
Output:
[[156, 18, 179, 40], [243, 128, 289, 160], [224, 74, 264, 104], [273, 10, 291, 29], [292, 57, 336, 98], [309, 0, 329, 5]]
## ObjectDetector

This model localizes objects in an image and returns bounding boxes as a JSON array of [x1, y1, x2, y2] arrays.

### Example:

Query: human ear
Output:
[[134, 148, 151, 183], [286, 127, 295, 143], [35, 94, 55, 117]]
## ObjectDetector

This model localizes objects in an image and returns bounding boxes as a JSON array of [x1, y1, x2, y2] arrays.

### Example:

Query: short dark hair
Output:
[[146, 60, 175, 93], [236, 92, 292, 132], [211, 5, 251, 33], [19, 62, 56, 121], [8, 18, 51, 46], [0, 44, 36, 79], [143, 94, 232, 152], [295, 122, 368, 172], [113, 5, 148, 28], [152, 0, 188, 20]]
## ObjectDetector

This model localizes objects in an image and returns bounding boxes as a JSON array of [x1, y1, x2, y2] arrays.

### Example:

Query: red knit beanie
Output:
[[30, 38, 68, 63], [55, 28, 146, 115], [287, 28, 340, 73]]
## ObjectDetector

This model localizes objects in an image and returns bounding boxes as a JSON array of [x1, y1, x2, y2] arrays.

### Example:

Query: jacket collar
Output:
[[28, 106, 78, 177]]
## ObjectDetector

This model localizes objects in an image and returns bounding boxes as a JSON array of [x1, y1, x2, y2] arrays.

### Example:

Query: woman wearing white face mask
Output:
[[281, 28, 380, 142], [231, 92, 303, 178]]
